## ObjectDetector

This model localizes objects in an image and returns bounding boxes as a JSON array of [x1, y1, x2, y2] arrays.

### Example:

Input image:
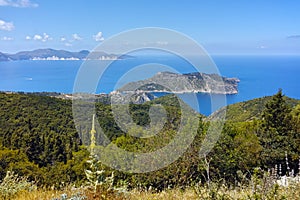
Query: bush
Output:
[[0, 171, 36, 200]]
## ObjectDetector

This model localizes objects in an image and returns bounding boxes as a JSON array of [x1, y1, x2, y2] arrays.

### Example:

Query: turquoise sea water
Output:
[[0, 55, 299, 115]]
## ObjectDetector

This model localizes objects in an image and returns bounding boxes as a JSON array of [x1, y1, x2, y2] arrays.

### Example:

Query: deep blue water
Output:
[[1, 55, 299, 115]]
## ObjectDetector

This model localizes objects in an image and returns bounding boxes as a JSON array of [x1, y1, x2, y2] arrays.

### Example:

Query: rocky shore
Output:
[[118, 71, 240, 94]]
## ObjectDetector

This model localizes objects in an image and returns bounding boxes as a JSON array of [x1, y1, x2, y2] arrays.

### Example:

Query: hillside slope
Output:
[[210, 95, 300, 122]]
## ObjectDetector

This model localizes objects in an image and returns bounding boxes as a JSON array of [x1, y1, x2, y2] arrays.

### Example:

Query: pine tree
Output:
[[260, 89, 293, 170], [262, 89, 292, 134]]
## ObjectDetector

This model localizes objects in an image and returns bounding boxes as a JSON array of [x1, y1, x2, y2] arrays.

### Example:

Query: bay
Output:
[[0, 55, 299, 116]]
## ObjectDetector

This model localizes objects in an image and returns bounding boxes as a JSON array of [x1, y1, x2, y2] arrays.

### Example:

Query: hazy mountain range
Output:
[[0, 48, 131, 61]]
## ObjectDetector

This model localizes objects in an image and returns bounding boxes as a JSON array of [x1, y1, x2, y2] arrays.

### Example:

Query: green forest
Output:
[[0, 90, 299, 199]]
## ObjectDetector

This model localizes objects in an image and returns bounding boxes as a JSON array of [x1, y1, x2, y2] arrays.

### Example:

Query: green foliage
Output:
[[0, 148, 41, 182], [0, 171, 36, 200], [211, 93, 300, 122], [204, 122, 262, 183], [129, 104, 151, 126], [261, 89, 292, 133], [41, 147, 89, 188], [291, 104, 300, 160], [0, 93, 89, 187], [291, 104, 300, 133], [194, 182, 232, 200], [84, 150, 127, 199], [0, 91, 299, 191], [0, 93, 81, 166], [259, 89, 299, 171], [246, 168, 287, 200]]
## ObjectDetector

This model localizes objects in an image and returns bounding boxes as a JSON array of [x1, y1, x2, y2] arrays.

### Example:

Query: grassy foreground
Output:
[[5, 182, 300, 200]]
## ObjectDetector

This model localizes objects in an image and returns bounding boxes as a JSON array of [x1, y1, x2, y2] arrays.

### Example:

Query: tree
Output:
[[259, 89, 295, 171], [261, 89, 292, 134], [206, 122, 261, 183]]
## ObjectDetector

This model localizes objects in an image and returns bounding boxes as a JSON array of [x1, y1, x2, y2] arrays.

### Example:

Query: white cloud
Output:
[[1, 36, 13, 41], [258, 45, 267, 49], [33, 34, 42, 40], [93, 31, 104, 42], [42, 32, 51, 42], [156, 41, 168, 45], [25, 35, 31, 40], [60, 37, 66, 42], [0, 19, 14, 31], [72, 33, 82, 41], [0, 0, 38, 8], [65, 43, 72, 47], [32, 33, 52, 42]]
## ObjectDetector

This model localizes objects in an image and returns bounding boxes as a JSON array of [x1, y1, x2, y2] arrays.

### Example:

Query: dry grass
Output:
[[129, 188, 198, 200], [12, 187, 84, 200], [5, 182, 300, 200], [14, 190, 66, 200]]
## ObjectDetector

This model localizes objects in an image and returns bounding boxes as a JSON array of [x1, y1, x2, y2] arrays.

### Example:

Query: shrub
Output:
[[0, 171, 36, 200]]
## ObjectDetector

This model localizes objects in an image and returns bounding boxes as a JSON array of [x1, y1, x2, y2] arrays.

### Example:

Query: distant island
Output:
[[118, 71, 240, 94], [0, 48, 133, 61]]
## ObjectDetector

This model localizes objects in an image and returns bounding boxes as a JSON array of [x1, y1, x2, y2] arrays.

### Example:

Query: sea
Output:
[[1, 55, 300, 116]]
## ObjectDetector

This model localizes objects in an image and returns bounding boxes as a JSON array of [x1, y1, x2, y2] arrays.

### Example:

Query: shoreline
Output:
[[1, 90, 238, 97]]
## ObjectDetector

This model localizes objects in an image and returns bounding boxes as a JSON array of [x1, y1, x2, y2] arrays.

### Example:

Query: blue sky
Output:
[[0, 0, 300, 54]]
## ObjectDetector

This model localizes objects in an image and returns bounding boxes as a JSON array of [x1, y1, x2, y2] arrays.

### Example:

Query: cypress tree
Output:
[[260, 89, 293, 171]]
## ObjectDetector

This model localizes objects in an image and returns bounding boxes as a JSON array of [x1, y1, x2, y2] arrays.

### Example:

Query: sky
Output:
[[0, 0, 300, 55]]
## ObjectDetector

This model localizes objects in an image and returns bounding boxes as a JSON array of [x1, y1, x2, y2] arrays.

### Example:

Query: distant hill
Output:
[[0, 52, 9, 61], [118, 71, 240, 94], [209, 95, 300, 122], [0, 48, 133, 61]]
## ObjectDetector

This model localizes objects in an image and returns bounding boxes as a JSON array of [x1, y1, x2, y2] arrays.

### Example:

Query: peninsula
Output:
[[118, 71, 240, 94]]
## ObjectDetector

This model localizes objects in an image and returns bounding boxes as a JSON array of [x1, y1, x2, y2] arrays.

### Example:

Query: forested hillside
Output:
[[0, 90, 299, 191], [210, 94, 300, 122]]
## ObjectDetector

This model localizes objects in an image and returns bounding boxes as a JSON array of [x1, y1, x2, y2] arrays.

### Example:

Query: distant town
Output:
[[30, 55, 119, 61], [0, 48, 131, 61]]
